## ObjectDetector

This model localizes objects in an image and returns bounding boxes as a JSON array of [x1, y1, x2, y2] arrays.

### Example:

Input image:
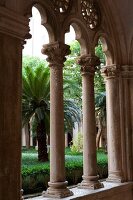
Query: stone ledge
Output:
[[27, 182, 133, 200]]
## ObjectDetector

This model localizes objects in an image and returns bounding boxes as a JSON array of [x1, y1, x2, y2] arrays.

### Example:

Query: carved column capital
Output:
[[42, 42, 70, 67], [78, 54, 100, 75], [101, 65, 120, 79]]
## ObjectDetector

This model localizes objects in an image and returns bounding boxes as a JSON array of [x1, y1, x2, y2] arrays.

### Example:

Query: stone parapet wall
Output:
[[28, 182, 133, 200]]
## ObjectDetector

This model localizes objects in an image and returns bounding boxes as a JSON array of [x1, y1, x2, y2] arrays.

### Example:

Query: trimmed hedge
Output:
[[22, 149, 108, 194]]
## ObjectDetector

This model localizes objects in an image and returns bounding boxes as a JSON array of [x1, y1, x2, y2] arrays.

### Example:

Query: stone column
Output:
[[0, 33, 23, 200], [101, 65, 123, 182], [0, 6, 30, 200], [42, 42, 73, 198], [78, 54, 103, 189]]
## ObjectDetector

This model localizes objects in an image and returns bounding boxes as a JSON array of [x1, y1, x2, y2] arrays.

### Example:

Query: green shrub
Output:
[[70, 132, 83, 154], [22, 148, 108, 194]]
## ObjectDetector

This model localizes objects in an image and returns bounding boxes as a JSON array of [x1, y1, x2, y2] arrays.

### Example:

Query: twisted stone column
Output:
[[78, 54, 103, 189], [41, 42, 73, 198], [101, 65, 123, 182]]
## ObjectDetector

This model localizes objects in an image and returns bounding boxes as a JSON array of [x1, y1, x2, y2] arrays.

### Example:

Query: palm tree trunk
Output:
[[37, 120, 48, 162], [96, 120, 103, 150], [25, 123, 30, 149]]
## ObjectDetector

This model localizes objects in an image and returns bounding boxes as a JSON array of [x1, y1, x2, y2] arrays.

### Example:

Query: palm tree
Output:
[[22, 64, 50, 162], [22, 58, 81, 162], [64, 99, 81, 132]]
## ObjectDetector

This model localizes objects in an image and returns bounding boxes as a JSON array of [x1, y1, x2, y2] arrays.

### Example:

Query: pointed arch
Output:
[[93, 31, 114, 65], [23, 0, 60, 42], [62, 16, 92, 54]]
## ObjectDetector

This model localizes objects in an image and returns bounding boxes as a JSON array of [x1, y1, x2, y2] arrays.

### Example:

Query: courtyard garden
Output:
[[22, 147, 108, 194], [22, 40, 108, 195]]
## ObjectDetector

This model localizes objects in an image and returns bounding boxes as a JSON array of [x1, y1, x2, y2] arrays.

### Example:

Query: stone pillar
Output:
[[0, 6, 30, 200], [42, 42, 73, 198], [0, 33, 22, 200], [78, 54, 103, 189], [101, 65, 124, 182], [119, 65, 133, 181]]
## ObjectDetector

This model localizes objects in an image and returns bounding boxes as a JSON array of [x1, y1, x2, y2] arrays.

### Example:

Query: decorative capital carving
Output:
[[101, 65, 120, 79], [78, 54, 100, 75], [42, 42, 70, 67]]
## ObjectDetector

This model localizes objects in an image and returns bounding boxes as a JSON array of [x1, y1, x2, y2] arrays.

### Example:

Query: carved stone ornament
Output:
[[81, 0, 100, 30], [78, 54, 100, 74], [42, 42, 70, 67], [52, 0, 70, 13], [101, 65, 120, 79]]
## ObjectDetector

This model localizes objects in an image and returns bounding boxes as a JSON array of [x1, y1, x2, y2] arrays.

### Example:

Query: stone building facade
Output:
[[0, 0, 133, 200]]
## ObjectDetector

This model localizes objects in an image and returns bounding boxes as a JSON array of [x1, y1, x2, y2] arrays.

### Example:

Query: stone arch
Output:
[[98, 1, 127, 65], [23, 0, 59, 42], [62, 17, 92, 55], [93, 31, 114, 65]]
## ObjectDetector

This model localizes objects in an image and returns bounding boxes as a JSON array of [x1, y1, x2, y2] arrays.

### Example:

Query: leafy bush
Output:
[[65, 147, 82, 156], [70, 132, 83, 154], [22, 148, 108, 194]]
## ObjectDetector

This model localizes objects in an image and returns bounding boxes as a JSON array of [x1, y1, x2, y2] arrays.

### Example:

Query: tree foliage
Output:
[[22, 56, 81, 145], [64, 40, 106, 150], [22, 59, 50, 161], [64, 40, 106, 103], [95, 41, 106, 93], [64, 41, 82, 107], [22, 39, 107, 154]]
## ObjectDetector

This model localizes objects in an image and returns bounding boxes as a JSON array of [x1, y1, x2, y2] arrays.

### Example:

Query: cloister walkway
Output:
[[0, 1, 133, 200]]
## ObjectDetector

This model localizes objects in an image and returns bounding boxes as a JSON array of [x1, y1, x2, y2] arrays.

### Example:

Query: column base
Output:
[[78, 175, 104, 189], [106, 171, 124, 183], [42, 181, 73, 199]]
